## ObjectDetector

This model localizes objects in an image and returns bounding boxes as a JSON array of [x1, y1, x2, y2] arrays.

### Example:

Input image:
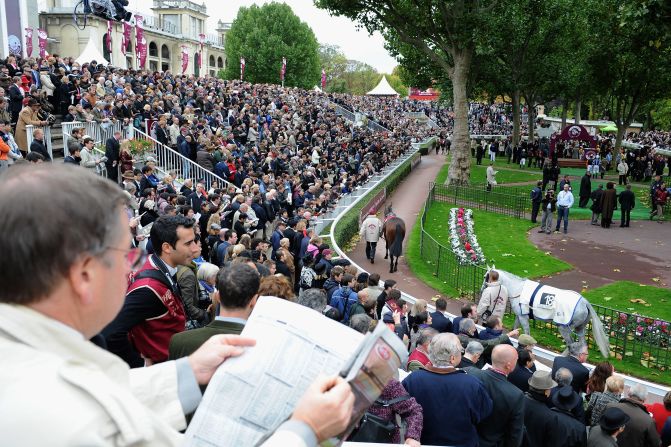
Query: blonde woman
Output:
[[239, 234, 251, 250]]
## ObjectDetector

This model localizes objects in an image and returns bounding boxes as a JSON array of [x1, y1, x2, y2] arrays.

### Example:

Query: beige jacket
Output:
[[360, 215, 382, 242], [0, 304, 312, 447], [477, 281, 509, 321]]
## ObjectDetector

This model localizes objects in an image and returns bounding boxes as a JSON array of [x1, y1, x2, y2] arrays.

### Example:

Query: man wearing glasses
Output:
[[551, 341, 590, 394], [0, 165, 355, 447]]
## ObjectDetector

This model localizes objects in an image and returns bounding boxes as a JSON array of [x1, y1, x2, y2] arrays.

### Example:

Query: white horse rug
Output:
[[514, 280, 583, 326]]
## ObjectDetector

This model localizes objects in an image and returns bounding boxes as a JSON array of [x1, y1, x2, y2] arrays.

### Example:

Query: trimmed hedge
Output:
[[333, 152, 420, 250]]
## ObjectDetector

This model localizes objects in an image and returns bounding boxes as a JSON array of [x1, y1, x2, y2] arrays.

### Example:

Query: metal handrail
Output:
[[25, 125, 53, 159], [61, 121, 134, 157], [131, 128, 239, 192]]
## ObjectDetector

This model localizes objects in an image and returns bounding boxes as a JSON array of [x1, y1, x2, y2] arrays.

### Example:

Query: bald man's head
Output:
[[491, 344, 518, 375]]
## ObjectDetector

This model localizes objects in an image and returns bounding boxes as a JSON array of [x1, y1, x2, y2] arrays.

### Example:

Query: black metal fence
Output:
[[521, 303, 671, 370], [420, 183, 671, 370], [430, 183, 528, 218]]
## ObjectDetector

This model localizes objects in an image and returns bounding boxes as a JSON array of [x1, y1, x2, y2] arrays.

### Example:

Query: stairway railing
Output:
[[25, 125, 53, 159], [132, 128, 239, 192]]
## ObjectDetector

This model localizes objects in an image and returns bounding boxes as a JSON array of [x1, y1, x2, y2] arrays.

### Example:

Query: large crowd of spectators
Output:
[[2, 53, 671, 447]]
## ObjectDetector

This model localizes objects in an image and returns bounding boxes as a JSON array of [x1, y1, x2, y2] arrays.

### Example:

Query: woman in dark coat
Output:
[[599, 182, 617, 228]]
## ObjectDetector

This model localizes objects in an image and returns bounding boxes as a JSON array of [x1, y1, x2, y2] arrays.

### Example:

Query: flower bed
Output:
[[448, 207, 486, 265]]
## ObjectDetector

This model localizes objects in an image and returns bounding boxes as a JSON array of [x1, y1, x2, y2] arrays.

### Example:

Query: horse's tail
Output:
[[389, 222, 404, 257], [585, 300, 610, 358]]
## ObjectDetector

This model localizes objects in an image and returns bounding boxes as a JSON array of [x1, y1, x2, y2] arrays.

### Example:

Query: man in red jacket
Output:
[[104, 215, 201, 366]]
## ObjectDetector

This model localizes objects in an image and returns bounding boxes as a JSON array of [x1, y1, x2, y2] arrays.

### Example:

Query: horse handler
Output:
[[360, 210, 382, 264], [477, 270, 509, 322]]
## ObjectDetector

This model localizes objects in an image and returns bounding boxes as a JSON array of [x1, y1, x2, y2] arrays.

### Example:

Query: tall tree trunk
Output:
[[512, 89, 521, 146], [561, 98, 568, 129], [447, 50, 472, 186], [527, 102, 535, 141], [615, 125, 626, 150], [574, 97, 581, 124]]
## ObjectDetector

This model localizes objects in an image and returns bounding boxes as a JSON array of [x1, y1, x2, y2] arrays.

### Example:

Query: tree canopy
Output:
[[224, 3, 320, 89]]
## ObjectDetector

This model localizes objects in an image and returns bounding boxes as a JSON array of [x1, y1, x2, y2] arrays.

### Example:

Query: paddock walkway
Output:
[[346, 153, 467, 315]]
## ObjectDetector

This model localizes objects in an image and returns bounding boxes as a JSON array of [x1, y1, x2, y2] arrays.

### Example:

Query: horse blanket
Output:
[[513, 280, 582, 326]]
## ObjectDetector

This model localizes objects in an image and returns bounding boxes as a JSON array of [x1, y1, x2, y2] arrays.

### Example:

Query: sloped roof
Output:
[[75, 27, 109, 66], [367, 75, 398, 96]]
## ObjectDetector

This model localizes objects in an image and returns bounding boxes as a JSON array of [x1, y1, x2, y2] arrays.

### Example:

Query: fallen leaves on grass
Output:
[[630, 298, 648, 304], [613, 268, 621, 272], [652, 277, 661, 282], [603, 296, 613, 301]]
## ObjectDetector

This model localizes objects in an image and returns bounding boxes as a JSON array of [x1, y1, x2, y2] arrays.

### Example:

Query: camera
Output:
[[85, 0, 132, 22]]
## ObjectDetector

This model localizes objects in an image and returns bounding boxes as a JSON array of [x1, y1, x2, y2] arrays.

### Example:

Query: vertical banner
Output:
[[24, 28, 33, 58], [198, 33, 205, 68], [240, 57, 245, 80], [321, 69, 326, 90], [121, 22, 131, 55], [181, 45, 189, 74], [5, 0, 22, 56], [134, 15, 146, 68], [280, 57, 286, 83], [37, 29, 48, 58], [106, 20, 113, 52]]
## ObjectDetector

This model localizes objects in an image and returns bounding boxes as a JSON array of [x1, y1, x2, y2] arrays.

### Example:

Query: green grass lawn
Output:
[[470, 164, 542, 184], [583, 281, 671, 321], [423, 203, 571, 278]]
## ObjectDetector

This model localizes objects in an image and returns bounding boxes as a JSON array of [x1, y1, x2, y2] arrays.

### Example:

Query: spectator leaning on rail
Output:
[[0, 164, 355, 447]]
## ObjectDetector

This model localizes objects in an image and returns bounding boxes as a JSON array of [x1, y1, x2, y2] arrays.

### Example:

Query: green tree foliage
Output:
[[340, 61, 381, 95], [386, 67, 407, 96], [318, 44, 350, 92], [316, 0, 497, 186], [595, 0, 671, 148], [224, 3, 320, 89]]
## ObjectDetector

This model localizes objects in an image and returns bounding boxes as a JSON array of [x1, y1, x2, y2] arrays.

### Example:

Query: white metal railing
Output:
[[25, 125, 53, 160], [61, 121, 134, 157], [132, 128, 239, 191], [328, 145, 670, 400], [332, 103, 356, 122]]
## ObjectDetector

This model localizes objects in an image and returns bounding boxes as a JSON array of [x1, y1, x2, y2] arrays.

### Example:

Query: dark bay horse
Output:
[[382, 205, 406, 273]]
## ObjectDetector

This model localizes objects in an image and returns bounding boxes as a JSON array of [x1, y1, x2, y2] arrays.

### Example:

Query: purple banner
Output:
[[24, 28, 33, 58], [37, 29, 47, 58]]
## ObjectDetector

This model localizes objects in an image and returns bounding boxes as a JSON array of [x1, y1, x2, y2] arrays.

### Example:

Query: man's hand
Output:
[[405, 438, 421, 447], [188, 335, 256, 385], [392, 310, 401, 325], [507, 329, 520, 338], [291, 375, 355, 442]]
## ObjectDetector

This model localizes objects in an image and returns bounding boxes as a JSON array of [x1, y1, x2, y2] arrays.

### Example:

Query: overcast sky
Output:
[[126, 0, 398, 73]]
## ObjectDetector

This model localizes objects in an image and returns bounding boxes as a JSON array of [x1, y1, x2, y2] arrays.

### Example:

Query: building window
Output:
[[161, 44, 170, 60], [209, 55, 215, 66], [149, 42, 158, 57], [162, 62, 170, 72], [217, 57, 223, 68], [126, 56, 133, 69], [150, 61, 158, 71]]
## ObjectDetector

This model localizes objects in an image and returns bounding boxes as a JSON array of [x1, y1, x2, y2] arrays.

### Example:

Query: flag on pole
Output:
[[24, 28, 33, 58], [181, 45, 189, 74], [121, 22, 131, 55], [106, 20, 113, 53], [198, 33, 205, 68], [321, 69, 326, 90], [280, 57, 286, 82], [240, 57, 246, 80], [37, 29, 48, 59]]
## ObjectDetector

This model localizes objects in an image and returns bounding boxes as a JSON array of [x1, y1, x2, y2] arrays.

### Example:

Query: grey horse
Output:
[[481, 265, 610, 357]]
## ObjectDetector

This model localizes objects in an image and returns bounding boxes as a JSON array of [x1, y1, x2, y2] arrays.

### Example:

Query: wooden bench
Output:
[[558, 158, 588, 168]]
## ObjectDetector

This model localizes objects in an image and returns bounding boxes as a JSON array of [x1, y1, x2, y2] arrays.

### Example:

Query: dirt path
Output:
[[528, 220, 671, 292], [345, 154, 468, 315]]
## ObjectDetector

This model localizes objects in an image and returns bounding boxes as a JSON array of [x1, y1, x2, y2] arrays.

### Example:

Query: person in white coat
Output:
[[486, 162, 498, 191], [360, 210, 382, 263], [0, 164, 354, 447]]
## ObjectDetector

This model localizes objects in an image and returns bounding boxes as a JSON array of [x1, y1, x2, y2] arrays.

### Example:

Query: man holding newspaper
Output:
[[0, 165, 354, 447]]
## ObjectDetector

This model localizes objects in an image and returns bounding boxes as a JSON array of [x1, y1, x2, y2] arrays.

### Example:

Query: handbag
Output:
[[348, 395, 410, 443], [481, 285, 502, 322]]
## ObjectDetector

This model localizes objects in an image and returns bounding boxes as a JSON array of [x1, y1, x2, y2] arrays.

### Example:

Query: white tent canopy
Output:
[[367, 75, 398, 96], [75, 27, 109, 66]]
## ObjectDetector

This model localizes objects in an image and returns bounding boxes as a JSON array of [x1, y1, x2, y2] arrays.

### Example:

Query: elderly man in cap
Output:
[[523, 371, 560, 447], [550, 385, 587, 447], [588, 407, 630, 447], [359, 209, 382, 264], [606, 384, 661, 447]]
